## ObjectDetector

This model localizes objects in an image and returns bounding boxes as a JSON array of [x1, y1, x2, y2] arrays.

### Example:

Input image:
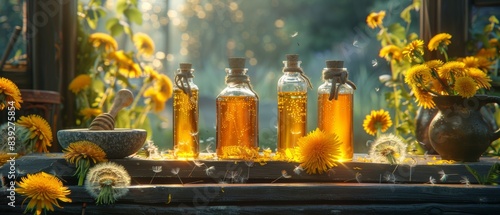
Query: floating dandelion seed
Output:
[[438, 170, 448, 182], [85, 162, 130, 205], [384, 173, 396, 183], [353, 40, 359, 47], [150, 166, 163, 184], [293, 165, 303, 175], [372, 59, 378, 67], [291, 32, 298, 37], [355, 172, 362, 183], [193, 160, 205, 167], [428, 176, 436, 185], [375, 87, 380, 92], [171, 168, 183, 185], [188, 160, 206, 177], [205, 166, 215, 176], [460, 176, 471, 187], [271, 170, 292, 183], [229, 171, 241, 183]]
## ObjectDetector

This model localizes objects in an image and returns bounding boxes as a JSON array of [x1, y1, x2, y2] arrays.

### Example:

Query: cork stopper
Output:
[[228, 57, 246, 69], [326, 60, 344, 69], [179, 63, 192, 71], [286, 54, 299, 62]]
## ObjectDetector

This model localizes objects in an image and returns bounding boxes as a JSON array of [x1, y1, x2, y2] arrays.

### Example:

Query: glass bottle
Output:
[[216, 57, 259, 159], [277, 54, 311, 154], [173, 63, 199, 159], [317, 60, 356, 161]]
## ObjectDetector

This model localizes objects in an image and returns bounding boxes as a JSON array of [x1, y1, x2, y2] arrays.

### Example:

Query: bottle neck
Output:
[[282, 61, 302, 73]]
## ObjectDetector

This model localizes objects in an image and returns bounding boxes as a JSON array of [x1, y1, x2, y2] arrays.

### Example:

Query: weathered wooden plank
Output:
[[1, 202, 500, 215], [2, 183, 499, 206], [1, 153, 498, 185]]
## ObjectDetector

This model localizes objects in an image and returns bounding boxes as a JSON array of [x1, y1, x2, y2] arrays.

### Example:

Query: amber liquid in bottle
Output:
[[318, 93, 353, 161], [216, 96, 258, 159], [277, 91, 307, 153], [173, 89, 199, 158]]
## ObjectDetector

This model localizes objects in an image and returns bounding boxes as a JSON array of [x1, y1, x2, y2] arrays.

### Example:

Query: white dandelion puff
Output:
[[85, 162, 131, 205], [369, 134, 407, 164]]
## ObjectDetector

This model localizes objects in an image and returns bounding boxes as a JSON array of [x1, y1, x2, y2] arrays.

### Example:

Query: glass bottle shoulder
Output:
[[217, 84, 258, 98], [317, 81, 354, 94], [277, 73, 308, 92]]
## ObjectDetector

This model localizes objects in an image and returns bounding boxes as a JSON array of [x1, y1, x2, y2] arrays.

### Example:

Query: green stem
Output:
[[133, 105, 151, 128]]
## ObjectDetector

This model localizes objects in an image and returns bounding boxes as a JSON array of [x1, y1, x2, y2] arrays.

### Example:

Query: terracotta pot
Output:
[[428, 95, 500, 162]]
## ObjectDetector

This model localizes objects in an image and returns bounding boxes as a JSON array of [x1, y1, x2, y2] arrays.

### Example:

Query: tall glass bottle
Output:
[[173, 63, 199, 159], [317, 60, 356, 161], [216, 58, 259, 159], [277, 54, 312, 154]]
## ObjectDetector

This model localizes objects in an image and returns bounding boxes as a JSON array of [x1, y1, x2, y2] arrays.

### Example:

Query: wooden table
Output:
[[1, 153, 499, 214]]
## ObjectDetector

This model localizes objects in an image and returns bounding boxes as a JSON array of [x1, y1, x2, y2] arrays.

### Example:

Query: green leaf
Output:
[[489, 15, 499, 24], [116, 0, 129, 15], [86, 17, 97, 29], [484, 24, 494, 33], [124, 7, 143, 25], [387, 23, 406, 41], [105, 18, 119, 32], [109, 22, 125, 37], [465, 165, 484, 184], [400, 6, 412, 24]]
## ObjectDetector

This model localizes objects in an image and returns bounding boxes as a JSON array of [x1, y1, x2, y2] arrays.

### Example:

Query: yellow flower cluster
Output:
[[403, 33, 493, 108]]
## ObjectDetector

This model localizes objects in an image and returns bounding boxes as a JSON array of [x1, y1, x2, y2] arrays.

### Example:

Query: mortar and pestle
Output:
[[58, 89, 147, 158]]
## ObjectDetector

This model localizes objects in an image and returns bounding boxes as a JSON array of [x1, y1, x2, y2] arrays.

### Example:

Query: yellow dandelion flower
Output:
[[476, 48, 497, 59], [362, 109, 393, 136], [476, 56, 494, 72], [454, 76, 478, 98], [460, 56, 479, 68], [295, 128, 342, 174], [0, 152, 17, 166], [17, 114, 53, 153], [425, 59, 444, 69], [64, 140, 107, 186], [17, 172, 72, 215], [413, 87, 436, 109], [379, 45, 403, 61], [108, 51, 142, 78], [79, 108, 102, 120], [68, 74, 92, 94], [366, 11, 386, 29], [0, 77, 23, 110], [428, 33, 452, 51], [143, 74, 173, 112], [490, 38, 498, 48], [429, 78, 447, 95], [466, 67, 491, 89], [133, 32, 155, 57], [402, 40, 424, 61], [144, 66, 161, 81], [404, 64, 432, 86], [88, 32, 118, 52], [437, 61, 466, 80]]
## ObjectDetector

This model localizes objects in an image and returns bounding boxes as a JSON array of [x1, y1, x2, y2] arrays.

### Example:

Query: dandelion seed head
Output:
[[85, 162, 130, 203], [369, 134, 407, 164]]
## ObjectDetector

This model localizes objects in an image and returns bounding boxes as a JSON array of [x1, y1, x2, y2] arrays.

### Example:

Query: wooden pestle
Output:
[[89, 89, 134, 130]]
